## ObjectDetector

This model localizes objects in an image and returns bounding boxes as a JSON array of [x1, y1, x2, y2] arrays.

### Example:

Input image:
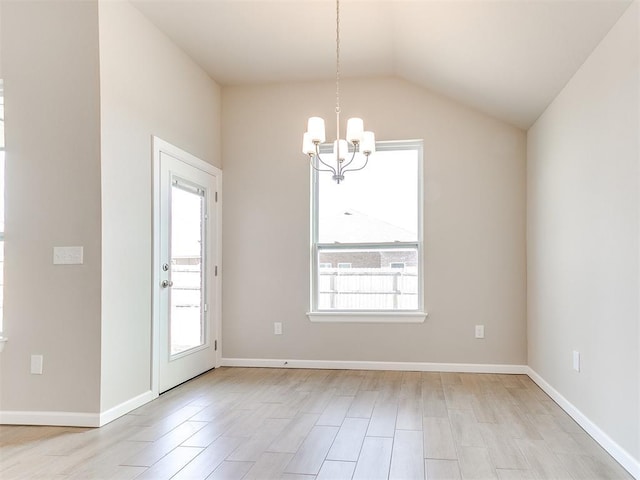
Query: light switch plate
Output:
[[53, 246, 84, 265]]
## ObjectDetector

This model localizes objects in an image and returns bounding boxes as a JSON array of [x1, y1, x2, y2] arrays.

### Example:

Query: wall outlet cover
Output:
[[573, 350, 581, 372], [30, 354, 43, 375]]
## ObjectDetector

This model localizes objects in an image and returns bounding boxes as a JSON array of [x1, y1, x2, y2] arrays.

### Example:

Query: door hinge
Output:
[[215, 265, 218, 276], [214, 340, 218, 351], [204, 303, 208, 312], [215, 191, 218, 202]]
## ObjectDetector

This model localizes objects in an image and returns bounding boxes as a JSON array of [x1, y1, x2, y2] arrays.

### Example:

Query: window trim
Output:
[[308, 140, 426, 322], [307, 311, 427, 324]]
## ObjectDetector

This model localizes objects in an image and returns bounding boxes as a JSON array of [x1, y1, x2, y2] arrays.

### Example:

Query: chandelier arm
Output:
[[341, 154, 371, 174], [314, 143, 339, 173], [339, 148, 359, 172], [311, 165, 336, 174], [310, 154, 337, 175]]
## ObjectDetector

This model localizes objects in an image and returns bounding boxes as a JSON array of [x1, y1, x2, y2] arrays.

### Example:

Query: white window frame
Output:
[[307, 140, 427, 323], [0, 81, 5, 336]]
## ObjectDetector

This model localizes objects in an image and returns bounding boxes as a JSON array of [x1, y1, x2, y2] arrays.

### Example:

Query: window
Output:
[[0, 82, 5, 333], [309, 140, 425, 321]]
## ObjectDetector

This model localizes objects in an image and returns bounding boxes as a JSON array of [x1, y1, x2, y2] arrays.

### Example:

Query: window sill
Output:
[[307, 312, 427, 324]]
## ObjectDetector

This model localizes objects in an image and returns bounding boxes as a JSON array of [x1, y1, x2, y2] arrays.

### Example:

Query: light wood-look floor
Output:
[[0, 367, 633, 480]]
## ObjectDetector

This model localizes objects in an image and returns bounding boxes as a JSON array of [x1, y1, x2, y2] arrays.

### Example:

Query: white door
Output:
[[153, 138, 221, 393]]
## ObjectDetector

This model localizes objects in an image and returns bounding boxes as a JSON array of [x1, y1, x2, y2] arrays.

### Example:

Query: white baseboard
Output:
[[220, 357, 528, 374], [99, 390, 157, 426], [0, 410, 101, 427], [0, 390, 157, 428], [526, 367, 639, 479]]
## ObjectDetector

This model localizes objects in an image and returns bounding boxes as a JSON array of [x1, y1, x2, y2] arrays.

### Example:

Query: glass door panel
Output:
[[170, 180, 205, 356]]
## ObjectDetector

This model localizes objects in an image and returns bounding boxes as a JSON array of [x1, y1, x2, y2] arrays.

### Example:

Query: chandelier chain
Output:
[[335, 0, 340, 116]]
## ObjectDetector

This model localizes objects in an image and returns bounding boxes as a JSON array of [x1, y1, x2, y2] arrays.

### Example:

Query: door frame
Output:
[[151, 136, 222, 395]]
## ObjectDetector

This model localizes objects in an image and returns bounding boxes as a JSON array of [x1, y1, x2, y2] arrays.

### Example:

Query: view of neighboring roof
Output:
[[319, 209, 416, 244]]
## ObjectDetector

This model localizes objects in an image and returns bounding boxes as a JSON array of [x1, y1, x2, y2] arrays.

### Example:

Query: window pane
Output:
[[0, 152, 4, 232], [170, 184, 205, 355], [0, 240, 4, 330], [317, 247, 418, 310], [0, 82, 4, 332], [0, 82, 4, 150], [318, 148, 418, 243]]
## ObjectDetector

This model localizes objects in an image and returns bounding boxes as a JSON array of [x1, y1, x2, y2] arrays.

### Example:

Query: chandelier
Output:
[[302, 0, 375, 184]]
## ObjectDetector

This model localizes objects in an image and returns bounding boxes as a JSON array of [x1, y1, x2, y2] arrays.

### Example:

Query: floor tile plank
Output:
[[268, 413, 320, 454], [316, 395, 354, 427], [478, 423, 528, 470], [426, 459, 462, 480], [326, 417, 369, 462], [367, 401, 398, 437], [347, 390, 379, 418], [457, 446, 498, 480], [389, 429, 424, 480], [207, 460, 253, 480], [122, 421, 207, 467], [423, 416, 457, 460], [135, 446, 203, 480], [243, 452, 294, 480], [449, 410, 485, 448], [172, 436, 245, 479], [317, 460, 356, 480], [284, 425, 339, 475], [515, 438, 574, 479], [225, 418, 290, 462], [495, 468, 537, 480], [352, 436, 393, 480]]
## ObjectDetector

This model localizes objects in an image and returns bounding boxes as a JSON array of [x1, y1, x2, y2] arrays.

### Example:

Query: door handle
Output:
[[161, 280, 174, 288]]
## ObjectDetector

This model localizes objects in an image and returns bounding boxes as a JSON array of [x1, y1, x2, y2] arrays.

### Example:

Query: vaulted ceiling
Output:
[[131, 0, 632, 129]]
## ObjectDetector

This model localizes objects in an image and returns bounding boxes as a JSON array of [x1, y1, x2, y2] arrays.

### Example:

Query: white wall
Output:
[[0, 1, 102, 413], [0, 1, 3, 79], [527, 1, 639, 466], [98, 1, 222, 412], [222, 77, 527, 366], [0, 0, 221, 420]]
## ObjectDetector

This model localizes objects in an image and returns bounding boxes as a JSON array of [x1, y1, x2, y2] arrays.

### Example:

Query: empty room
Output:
[[0, 0, 638, 479]]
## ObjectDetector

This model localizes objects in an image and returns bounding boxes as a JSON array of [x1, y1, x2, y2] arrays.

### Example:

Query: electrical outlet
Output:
[[31, 354, 43, 375], [573, 350, 580, 372], [274, 322, 283, 335], [475, 325, 485, 339]]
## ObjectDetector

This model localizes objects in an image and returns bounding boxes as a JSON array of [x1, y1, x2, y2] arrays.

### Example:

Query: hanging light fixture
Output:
[[302, 0, 375, 184]]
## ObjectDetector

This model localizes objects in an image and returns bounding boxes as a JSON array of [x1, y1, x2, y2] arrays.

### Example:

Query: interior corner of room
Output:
[[0, 0, 638, 478]]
